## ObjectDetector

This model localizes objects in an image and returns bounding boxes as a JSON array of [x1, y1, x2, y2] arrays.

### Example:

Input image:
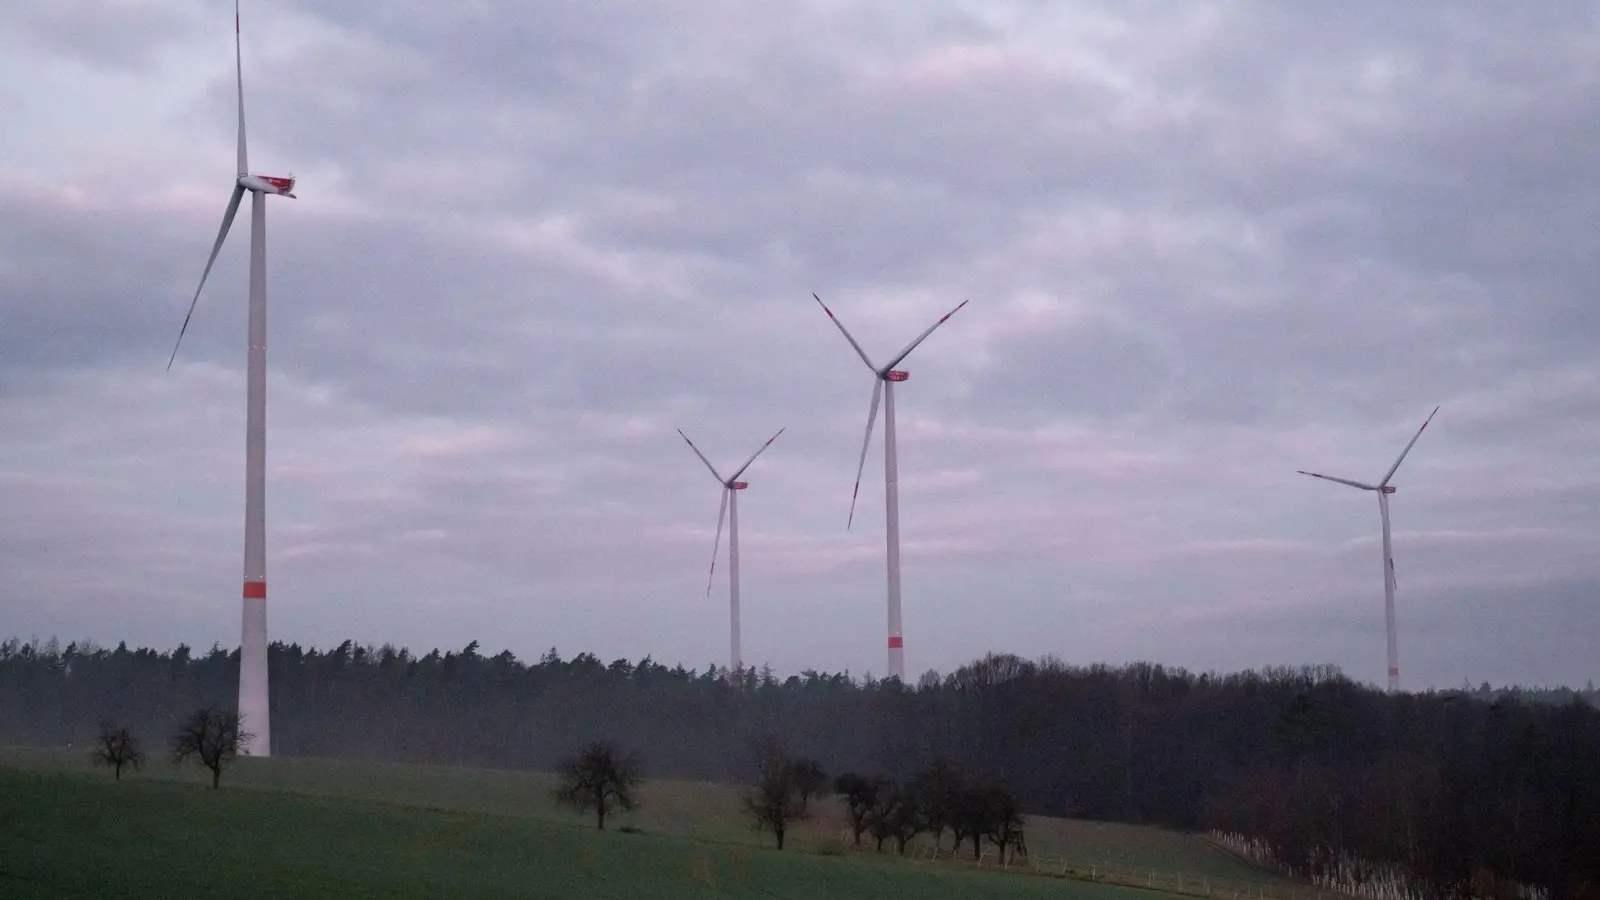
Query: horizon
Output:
[[7, 634, 1596, 696]]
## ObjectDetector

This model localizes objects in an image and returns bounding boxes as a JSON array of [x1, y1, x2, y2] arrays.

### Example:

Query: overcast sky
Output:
[[2, 1, 1596, 690]]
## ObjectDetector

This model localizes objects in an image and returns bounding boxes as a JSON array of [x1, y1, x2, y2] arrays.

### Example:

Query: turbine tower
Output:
[[166, 1, 297, 756], [677, 428, 784, 683], [812, 293, 969, 681], [1298, 405, 1439, 693]]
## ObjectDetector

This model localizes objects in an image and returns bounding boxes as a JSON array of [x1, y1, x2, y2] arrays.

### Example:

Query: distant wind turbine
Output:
[[1298, 406, 1440, 693], [165, 1, 298, 755], [812, 293, 969, 682], [677, 428, 784, 683]]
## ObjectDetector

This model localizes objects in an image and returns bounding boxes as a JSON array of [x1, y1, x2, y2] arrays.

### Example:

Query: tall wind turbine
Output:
[[166, 1, 297, 756], [812, 293, 969, 681], [1298, 406, 1439, 693], [677, 428, 784, 683]]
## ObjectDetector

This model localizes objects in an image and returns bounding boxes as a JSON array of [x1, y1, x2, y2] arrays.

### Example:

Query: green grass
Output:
[[1, 765, 1169, 900], [0, 746, 1296, 897]]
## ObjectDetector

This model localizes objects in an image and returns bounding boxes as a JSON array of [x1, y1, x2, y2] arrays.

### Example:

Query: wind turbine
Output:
[[166, 1, 297, 756], [677, 427, 785, 684], [812, 293, 969, 681], [1298, 406, 1439, 693]]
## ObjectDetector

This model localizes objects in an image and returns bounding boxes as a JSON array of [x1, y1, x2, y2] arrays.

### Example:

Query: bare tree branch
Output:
[[170, 707, 253, 789], [90, 722, 146, 780], [741, 741, 820, 851], [553, 740, 642, 830]]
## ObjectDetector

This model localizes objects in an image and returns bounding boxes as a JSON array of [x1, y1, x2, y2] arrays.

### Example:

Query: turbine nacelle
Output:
[[239, 174, 297, 198], [1382, 485, 1397, 494], [884, 370, 910, 382], [730, 481, 749, 490]]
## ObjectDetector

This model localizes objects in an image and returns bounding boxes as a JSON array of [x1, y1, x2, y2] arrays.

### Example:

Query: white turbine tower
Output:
[[812, 293, 969, 682], [166, 1, 297, 756], [1298, 406, 1439, 693], [677, 428, 785, 683]]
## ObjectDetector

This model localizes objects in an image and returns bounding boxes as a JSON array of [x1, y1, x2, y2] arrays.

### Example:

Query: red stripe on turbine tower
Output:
[[243, 582, 266, 599], [888, 636, 904, 649]]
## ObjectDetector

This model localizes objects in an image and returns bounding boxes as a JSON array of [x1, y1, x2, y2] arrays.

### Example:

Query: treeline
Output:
[[2, 637, 1597, 900]]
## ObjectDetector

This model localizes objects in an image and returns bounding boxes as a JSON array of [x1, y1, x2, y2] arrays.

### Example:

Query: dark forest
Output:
[[3, 637, 1596, 900]]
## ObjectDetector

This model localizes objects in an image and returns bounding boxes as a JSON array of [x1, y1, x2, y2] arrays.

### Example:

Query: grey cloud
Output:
[[0, 2, 201, 73], [0, 186, 193, 378], [964, 315, 1181, 423]]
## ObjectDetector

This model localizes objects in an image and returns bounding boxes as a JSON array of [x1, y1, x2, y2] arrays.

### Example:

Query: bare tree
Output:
[[834, 772, 886, 847], [981, 785, 1026, 863], [90, 722, 146, 780], [554, 740, 642, 830], [742, 743, 814, 850], [867, 782, 925, 854], [955, 784, 997, 860], [912, 759, 965, 850], [170, 707, 253, 789]]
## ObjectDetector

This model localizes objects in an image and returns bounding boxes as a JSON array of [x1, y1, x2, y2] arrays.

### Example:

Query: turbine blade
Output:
[[813, 293, 876, 371], [168, 184, 245, 370], [1296, 470, 1376, 491], [848, 380, 884, 529], [729, 427, 785, 481], [884, 298, 969, 371], [677, 429, 725, 483], [1379, 405, 1440, 487], [706, 488, 729, 598], [235, 0, 247, 175]]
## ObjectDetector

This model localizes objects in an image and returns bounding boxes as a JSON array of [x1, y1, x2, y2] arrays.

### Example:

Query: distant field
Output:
[[3, 765, 1178, 900], [0, 746, 1295, 896], [1021, 817, 1290, 886]]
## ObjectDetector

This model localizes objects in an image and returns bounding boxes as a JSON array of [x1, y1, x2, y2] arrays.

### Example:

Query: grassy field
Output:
[[1, 746, 1295, 899], [0, 746, 773, 845], [4, 765, 1182, 900]]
